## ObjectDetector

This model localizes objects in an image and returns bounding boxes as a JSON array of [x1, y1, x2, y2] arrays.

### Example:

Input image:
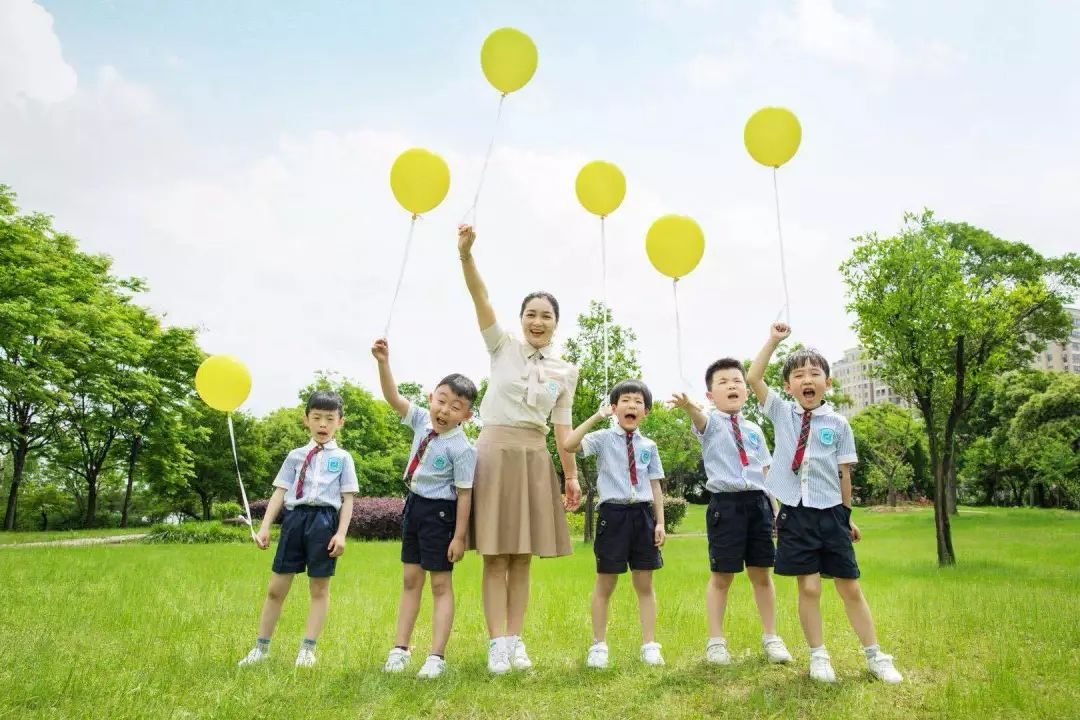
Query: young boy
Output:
[[564, 380, 666, 668], [671, 358, 792, 666], [748, 323, 902, 684], [372, 338, 477, 679], [238, 390, 358, 668]]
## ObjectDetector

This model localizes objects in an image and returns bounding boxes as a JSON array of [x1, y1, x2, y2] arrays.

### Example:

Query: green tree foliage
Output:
[[849, 403, 925, 506], [841, 210, 1080, 565]]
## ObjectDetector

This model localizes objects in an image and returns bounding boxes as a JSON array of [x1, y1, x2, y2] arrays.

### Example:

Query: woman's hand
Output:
[[563, 477, 582, 511], [458, 224, 476, 258]]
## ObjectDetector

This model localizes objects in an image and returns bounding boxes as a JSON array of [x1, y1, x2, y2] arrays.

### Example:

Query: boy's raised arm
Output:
[[749, 323, 790, 405], [371, 338, 410, 418], [563, 402, 612, 453]]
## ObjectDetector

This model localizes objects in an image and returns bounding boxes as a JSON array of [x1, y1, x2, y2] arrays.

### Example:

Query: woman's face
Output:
[[520, 297, 557, 349]]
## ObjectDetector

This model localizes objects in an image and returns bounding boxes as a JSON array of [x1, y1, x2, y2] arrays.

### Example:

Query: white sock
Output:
[[810, 645, 828, 656], [863, 644, 881, 659], [763, 634, 780, 643], [708, 636, 726, 646]]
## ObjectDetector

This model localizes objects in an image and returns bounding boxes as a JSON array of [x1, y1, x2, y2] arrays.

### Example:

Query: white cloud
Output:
[[683, 52, 747, 89], [0, 0, 77, 104]]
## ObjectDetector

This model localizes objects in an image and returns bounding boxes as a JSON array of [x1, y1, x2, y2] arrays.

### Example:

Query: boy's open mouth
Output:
[[726, 392, 739, 400], [624, 412, 638, 421], [802, 388, 816, 399]]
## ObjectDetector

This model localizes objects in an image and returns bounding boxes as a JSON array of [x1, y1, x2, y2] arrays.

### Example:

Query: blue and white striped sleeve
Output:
[[837, 419, 858, 466], [762, 388, 788, 425], [647, 442, 665, 481], [453, 445, 477, 489], [272, 453, 296, 490], [339, 453, 360, 494], [578, 430, 602, 458]]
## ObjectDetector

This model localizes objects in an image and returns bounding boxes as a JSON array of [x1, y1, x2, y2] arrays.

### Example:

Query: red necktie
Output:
[[625, 432, 638, 487], [404, 430, 438, 488], [791, 410, 812, 474], [730, 414, 749, 467], [295, 445, 323, 499]]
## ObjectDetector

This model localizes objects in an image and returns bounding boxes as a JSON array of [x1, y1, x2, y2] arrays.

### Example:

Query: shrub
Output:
[[663, 497, 688, 532], [142, 522, 259, 544], [248, 496, 407, 540], [565, 510, 585, 537], [213, 501, 244, 521]]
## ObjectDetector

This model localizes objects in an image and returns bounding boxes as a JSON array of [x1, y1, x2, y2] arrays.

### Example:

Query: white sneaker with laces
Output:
[[508, 636, 533, 671], [237, 646, 269, 666], [640, 642, 665, 666], [705, 638, 732, 665], [487, 638, 511, 675], [809, 650, 836, 683], [763, 636, 793, 664], [586, 641, 609, 669], [867, 652, 903, 684], [383, 647, 411, 673], [295, 646, 317, 668], [417, 654, 447, 679]]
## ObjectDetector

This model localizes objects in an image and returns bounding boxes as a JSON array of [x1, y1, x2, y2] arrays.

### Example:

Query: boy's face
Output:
[[520, 298, 557, 349], [612, 392, 649, 432], [428, 385, 474, 434], [783, 361, 832, 410], [707, 368, 748, 414], [303, 408, 344, 444]]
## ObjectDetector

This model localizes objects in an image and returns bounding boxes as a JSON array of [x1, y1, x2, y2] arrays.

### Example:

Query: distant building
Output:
[[1031, 307, 1080, 374], [832, 347, 910, 419]]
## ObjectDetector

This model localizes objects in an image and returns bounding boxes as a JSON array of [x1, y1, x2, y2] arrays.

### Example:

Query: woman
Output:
[[458, 223, 581, 674]]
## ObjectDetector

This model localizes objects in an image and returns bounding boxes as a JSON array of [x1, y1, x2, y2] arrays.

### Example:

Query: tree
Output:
[[560, 301, 641, 542], [1010, 373, 1080, 508], [849, 403, 924, 506], [638, 403, 703, 500], [841, 210, 1080, 565], [187, 403, 269, 519]]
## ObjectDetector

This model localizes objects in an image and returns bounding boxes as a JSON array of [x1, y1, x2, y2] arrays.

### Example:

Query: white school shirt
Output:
[[761, 388, 857, 508], [401, 402, 476, 501], [579, 427, 664, 505], [273, 440, 360, 511], [693, 410, 772, 494]]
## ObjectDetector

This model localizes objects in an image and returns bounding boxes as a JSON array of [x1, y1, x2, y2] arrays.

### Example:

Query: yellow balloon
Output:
[[575, 161, 626, 217], [480, 27, 538, 94], [645, 215, 705, 279], [389, 148, 450, 215], [195, 355, 251, 413], [744, 107, 802, 168]]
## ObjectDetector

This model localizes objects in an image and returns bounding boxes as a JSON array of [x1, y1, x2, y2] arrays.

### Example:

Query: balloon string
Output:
[[600, 216, 610, 399], [227, 413, 257, 543], [384, 214, 419, 338], [460, 93, 507, 228], [673, 278, 690, 391], [773, 167, 791, 325]]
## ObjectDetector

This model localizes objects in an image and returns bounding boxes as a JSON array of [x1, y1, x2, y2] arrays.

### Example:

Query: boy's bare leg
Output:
[[257, 572, 295, 639], [746, 566, 778, 636], [797, 573, 824, 647], [834, 578, 878, 647], [394, 564, 426, 648], [304, 577, 331, 641], [590, 574, 619, 642], [705, 572, 734, 638], [631, 570, 657, 644], [429, 571, 454, 656]]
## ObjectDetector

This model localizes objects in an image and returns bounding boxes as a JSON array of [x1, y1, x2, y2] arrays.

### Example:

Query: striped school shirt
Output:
[[693, 410, 772, 494], [402, 402, 477, 501], [579, 427, 664, 505]]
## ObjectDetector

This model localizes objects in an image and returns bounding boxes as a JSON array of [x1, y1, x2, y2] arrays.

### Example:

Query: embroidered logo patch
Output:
[[546, 380, 559, 398], [819, 428, 835, 446], [746, 431, 761, 449], [639, 449, 652, 465], [326, 457, 342, 473], [432, 455, 448, 471]]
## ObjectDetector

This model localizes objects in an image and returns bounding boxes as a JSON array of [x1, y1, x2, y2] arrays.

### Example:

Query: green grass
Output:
[[0, 506, 1077, 719], [0, 526, 149, 545]]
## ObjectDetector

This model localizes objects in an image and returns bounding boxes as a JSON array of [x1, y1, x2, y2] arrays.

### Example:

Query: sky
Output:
[[2, 0, 1078, 414]]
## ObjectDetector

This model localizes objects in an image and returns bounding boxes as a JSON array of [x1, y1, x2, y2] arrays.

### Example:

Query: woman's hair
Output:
[[519, 291, 560, 323]]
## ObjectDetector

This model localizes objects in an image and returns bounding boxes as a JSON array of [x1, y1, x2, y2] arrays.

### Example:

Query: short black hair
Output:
[[519, 291, 560, 323], [782, 348, 831, 381], [435, 373, 478, 406], [306, 390, 344, 416], [609, 379, 653, 411], [705, 358, 746, 389]]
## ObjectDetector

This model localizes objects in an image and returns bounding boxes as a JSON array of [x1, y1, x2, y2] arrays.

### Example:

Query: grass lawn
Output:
[[0, 526, 151, 545], [0, 505, 1077, 719]]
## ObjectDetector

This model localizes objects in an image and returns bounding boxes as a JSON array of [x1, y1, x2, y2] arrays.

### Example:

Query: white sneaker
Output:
[[383, 647, 411, 673], [586, 641, 609, 669], [640, 642, 665, 666], [417, 654, 447, 679], [487, 638, 511, 675], [763, 636, 793, 664], [867, 652, 903, 684], [295, 646, 317, 668], [508, 636, 533, 671], [237, 646, 269, 666], [809, 649, 836, 683], [705, 638, 732, 665]]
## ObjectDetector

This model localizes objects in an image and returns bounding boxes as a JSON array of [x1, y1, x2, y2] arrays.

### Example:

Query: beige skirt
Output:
[[468, 425, 573, 558]]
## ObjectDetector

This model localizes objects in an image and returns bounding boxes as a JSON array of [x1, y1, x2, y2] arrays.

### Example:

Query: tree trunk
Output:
[[887, 484, 898, 508], [583, 490, 596, 543], [201, 494, 212, 521], [921, 396, 956, 566], [121, 436, 142, 528], [84, 471, 99, 528], [946, 462, 958, 515], [3, 443, 28, 531]]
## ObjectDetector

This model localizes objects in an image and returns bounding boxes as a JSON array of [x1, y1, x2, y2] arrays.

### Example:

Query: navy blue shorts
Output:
[[774, 503, 860, 579], [272, 505, 339, 578], [706, 490, 776, 573], [401, 493, 457, 573], [594, 502, 663, 575]]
